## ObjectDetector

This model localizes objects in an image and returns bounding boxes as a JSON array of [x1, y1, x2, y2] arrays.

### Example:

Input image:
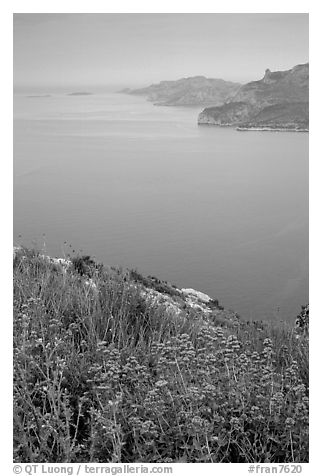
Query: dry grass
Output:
[[13, 248, 309, 463]]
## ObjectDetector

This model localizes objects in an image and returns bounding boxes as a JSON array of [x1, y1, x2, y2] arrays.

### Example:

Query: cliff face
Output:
[[121, 76, 241, 107], [198, 63, 309, 130]]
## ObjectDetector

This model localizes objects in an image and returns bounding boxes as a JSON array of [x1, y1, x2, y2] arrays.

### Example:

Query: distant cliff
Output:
[[198, 63, 309, 131], [121, 76, 241, 107]]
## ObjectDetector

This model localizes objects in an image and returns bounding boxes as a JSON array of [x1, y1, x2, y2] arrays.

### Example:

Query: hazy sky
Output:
[[13, 13, 309, 90]]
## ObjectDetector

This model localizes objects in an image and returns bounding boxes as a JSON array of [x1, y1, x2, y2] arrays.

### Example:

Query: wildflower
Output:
[[155, 379, 168, 388], [285, 417, 295, 429], [263, 338, 273, 347], [230, 417, 243, 431]]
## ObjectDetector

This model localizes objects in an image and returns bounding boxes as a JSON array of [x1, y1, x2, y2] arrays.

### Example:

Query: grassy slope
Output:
[[13, 248, 309, 463]]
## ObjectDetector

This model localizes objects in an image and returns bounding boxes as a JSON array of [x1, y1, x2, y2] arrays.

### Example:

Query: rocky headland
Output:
[[198, 63, 309, 131], [120, 76, 241, 107]]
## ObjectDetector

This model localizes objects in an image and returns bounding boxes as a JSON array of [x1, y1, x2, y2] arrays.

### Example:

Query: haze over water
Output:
[[13, 92, 308, 322]]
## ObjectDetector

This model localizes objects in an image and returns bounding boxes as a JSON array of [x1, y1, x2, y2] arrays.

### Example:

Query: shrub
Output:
[[13, 248, 309, 463]]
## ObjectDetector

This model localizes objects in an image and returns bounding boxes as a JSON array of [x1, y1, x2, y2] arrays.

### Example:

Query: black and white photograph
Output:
[[12, 8, 310, 468]]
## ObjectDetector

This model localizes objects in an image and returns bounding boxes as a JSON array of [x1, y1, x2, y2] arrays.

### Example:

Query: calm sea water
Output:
[[13, 92, 308, 322]]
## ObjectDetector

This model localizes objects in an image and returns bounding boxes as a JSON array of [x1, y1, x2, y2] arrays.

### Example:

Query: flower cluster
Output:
[[13, 248, 309, 463]]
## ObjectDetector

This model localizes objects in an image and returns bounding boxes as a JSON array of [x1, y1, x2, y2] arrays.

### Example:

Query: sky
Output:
[[13, 13, 309, 91]]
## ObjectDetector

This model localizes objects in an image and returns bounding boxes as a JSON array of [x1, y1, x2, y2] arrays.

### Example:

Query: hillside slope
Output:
[[13, 248, 309, 463], [121, 76, 241, 107], [198, 63, 309, 130]]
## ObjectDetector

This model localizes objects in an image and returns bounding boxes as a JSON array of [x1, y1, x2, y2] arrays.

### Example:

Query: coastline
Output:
[[236, 126, 309, 132], [197, 122, 309, 132]]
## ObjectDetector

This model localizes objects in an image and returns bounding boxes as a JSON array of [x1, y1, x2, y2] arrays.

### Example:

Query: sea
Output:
[[13, 91, 309, 322]]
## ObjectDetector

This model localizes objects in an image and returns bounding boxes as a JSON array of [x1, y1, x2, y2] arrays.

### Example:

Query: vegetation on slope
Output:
[[13, 248, 309, 463]]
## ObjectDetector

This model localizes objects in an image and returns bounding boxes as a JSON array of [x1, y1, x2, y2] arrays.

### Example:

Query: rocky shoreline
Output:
[[236, 126, 309, 132], [197, 123, 309, 133]]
